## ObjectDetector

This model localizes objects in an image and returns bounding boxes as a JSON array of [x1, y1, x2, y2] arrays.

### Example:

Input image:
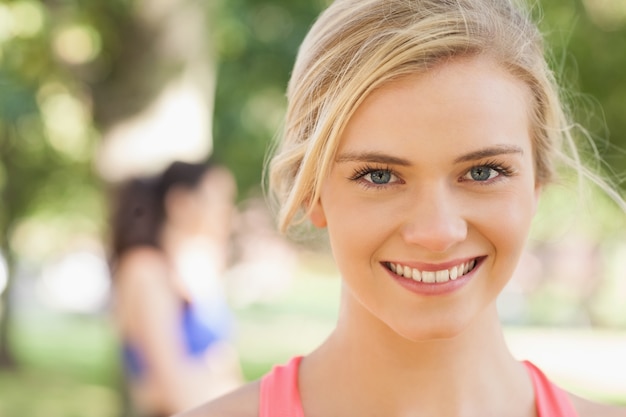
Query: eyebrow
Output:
[[335, 151, 412, 166], [454, 145, 524, 163], [335, 145, 523, 166]]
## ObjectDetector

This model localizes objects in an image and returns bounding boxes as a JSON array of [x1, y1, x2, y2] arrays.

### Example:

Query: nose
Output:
[[400, 183, 468, 253]]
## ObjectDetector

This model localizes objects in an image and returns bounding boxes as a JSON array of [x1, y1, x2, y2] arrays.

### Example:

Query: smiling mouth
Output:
[[384, 258, 482, 284]]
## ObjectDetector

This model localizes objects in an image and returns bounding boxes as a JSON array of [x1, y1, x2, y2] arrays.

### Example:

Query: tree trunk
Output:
[[0, 244, 16, 369], [0, 126, 17, 369], [94, 0, 216, 182]]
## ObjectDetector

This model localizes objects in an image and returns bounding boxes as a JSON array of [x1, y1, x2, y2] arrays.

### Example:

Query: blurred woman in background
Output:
[[109, 160, 243, 417]]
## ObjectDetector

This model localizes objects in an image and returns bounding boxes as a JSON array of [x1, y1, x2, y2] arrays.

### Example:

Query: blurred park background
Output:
[[0, 0, 625, 415]]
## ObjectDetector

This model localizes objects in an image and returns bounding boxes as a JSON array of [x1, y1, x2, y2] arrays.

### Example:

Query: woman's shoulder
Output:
[[116, 246, 166, 271], [113, 246, 172, 308], [569, 393, 626, 417], [114, 246, 169, 284], [174, 380, 260, 417]]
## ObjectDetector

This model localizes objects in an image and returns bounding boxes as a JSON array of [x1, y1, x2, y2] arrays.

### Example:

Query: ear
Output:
[[308, 197, 327, 228]]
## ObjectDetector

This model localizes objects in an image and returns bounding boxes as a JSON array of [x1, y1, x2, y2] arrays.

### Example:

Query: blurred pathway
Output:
[[506, 327, 626, 403]]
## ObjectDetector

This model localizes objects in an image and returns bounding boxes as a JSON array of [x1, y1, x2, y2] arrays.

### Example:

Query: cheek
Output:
[[477, 191, 537, 270], [324, 195, 399, 269]]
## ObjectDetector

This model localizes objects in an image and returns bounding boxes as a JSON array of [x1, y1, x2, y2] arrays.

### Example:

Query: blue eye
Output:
[[368, 170, 392, 184], [349, 166, 400, 188], [466, 166, 499, 181]]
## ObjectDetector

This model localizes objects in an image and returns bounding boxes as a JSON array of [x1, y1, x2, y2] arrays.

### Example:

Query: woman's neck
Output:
[[300, 289, 535, 417]]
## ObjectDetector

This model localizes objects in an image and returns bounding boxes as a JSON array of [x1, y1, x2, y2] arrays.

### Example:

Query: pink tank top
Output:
[[259, 356, 579, 417]]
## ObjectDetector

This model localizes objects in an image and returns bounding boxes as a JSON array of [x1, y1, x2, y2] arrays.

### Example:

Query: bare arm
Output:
[[115, 248, 224, 413], [173, 380, 260, 417]]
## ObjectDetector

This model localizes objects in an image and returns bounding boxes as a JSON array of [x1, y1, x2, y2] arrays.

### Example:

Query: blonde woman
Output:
[[178, 0, 626, 416]]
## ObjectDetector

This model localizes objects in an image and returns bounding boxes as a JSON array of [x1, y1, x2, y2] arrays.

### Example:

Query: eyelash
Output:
[[348, 164, 401, 189], [460, 160, 516, 184], [348, 160, 515, 189]]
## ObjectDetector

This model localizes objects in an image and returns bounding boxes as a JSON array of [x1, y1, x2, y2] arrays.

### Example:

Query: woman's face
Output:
[[193, 167, 238, 241], [309, 56, 541, 340], [168, 167, 237, 242]]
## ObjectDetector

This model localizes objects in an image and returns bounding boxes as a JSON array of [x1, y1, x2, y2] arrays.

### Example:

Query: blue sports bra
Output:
[[122, 299, 233, 378]]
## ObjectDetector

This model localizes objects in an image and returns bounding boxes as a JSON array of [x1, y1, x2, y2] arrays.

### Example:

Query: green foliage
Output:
[[0, 0, 127, 255], [539, 0, 626, 189], [209, 0, 330, 196], [0, 0, 128, 369]]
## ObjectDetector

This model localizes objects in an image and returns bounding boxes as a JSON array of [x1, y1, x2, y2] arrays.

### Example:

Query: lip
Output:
[[383, 256, 485, 296]]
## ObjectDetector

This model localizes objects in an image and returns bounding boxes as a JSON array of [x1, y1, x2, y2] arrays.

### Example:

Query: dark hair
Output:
[[109, 160, 216, 266]]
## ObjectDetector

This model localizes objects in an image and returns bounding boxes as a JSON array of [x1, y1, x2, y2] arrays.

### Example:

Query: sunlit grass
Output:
[[0, 369, 121, 417]]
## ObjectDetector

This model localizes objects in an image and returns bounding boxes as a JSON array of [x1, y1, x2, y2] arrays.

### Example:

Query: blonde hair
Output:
[[268, 0, 622, 234]]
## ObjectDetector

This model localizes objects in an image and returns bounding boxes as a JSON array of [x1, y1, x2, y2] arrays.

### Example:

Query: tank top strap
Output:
[[259, 356, 305, 417], [523, 361, 579, 417], [259, 357, 578, 416]]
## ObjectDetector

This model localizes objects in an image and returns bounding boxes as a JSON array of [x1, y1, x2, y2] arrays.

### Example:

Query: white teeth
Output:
[[403, 265, 411, 278], [389, 259, 478, 284], [422, 271, 436, 283], [412, 268, 422, 282], [435, 270, 449, 283], [450, 266, 458, 280]]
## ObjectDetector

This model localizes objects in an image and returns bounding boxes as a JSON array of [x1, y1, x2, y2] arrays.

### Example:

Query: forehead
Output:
[[336, 56, 533, 156]]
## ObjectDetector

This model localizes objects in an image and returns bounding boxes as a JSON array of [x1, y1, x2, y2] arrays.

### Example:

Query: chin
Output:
[[390, 316, 474, 343]]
